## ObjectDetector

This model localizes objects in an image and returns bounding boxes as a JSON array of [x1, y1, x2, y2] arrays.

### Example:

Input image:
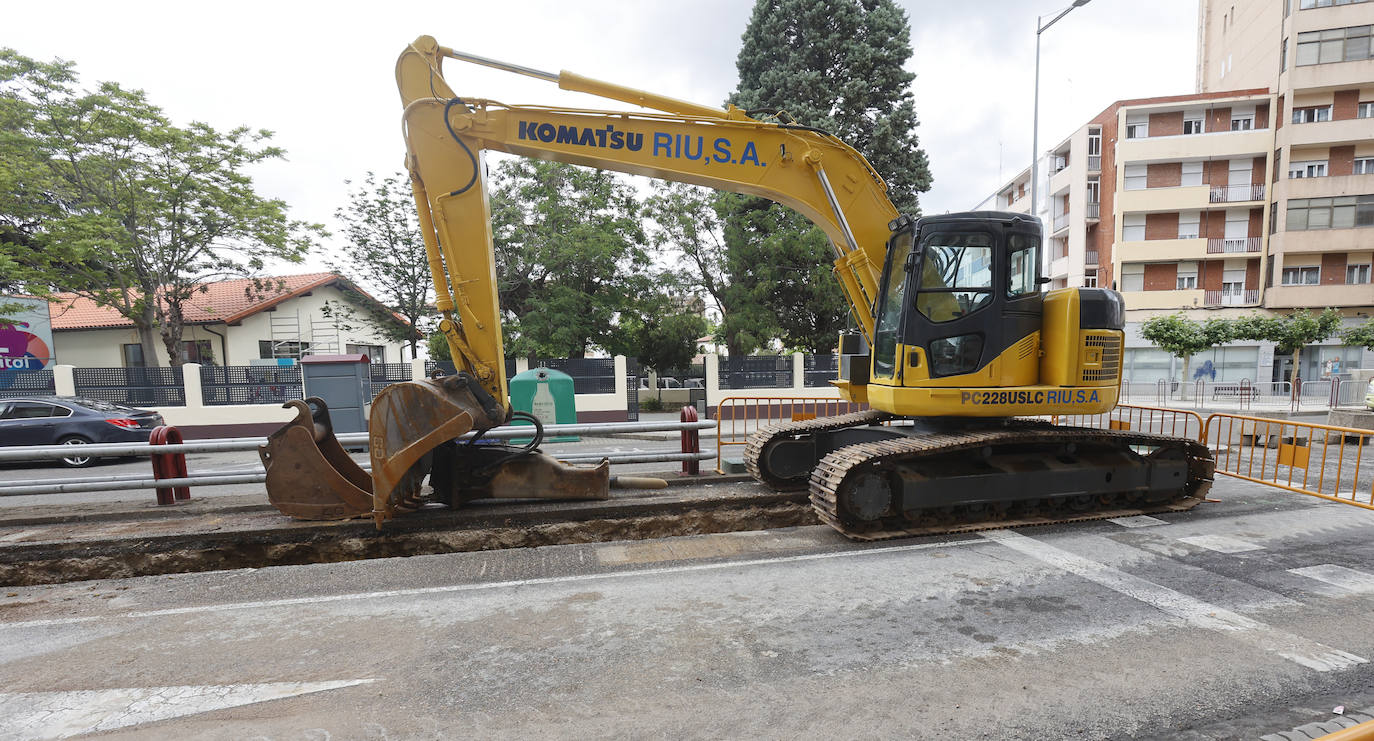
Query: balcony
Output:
[[1266, 283, 1373, 308], [1285, 116, 1374, 147], [1290, 58, 1374, 102], [1206, 237, 1262, 254], [1204, 289, 1259, 306], [1284, 172, 1374, 199], [1117, 184, 1211, 213], [1119, 289, 1205, 311], [1209, 184, 1265, 203], [1052, 212, 1070, 232], [1087, 155, 1101, 172], [1118, 127, 1271, 162], [1116, 238, 1208, 262], [1269, 228, 1370, 254], [1084, 250, 1099, 265], [1085, 202, 1100, 220]]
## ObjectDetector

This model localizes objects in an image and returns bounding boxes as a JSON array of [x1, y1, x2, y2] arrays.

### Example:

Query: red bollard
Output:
[[680, 405, 700, 476], [150, 426, 190, 504]]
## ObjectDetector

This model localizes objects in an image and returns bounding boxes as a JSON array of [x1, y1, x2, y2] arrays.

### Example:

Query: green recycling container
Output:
[[508, 367, 579, 442]]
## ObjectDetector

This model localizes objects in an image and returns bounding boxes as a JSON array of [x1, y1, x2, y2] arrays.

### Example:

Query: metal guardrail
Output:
[[0, 418, 719, 498], [1048, 404, 1205, 439]]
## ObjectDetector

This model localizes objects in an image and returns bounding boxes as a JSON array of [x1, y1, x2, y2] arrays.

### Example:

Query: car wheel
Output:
[[58, 435, 94, 468]]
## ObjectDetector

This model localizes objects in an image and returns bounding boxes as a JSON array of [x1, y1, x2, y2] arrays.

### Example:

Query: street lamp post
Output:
[[1030, 0, 1091, 223]]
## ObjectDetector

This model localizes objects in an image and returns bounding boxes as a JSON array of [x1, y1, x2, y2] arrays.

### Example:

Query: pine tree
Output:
[[720, 0, 932, 358]]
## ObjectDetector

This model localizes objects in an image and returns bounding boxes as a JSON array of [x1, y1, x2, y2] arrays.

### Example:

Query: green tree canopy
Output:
[[489, 159, 648, 358], [1232, 308, 1343, 376], [1340, 316, 1374, 351], [0, 49, 319, 366], [1140, 314, 1234, 390], [327, 172, 431, 359]]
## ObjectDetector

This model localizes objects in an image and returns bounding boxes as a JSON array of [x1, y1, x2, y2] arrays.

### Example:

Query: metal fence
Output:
[[0, 370, 56, 398], [714, 395, 870, 472], [368, 363, 412, 401], [719, 355, 794, 389], [72, 367, 185, 406], [533, 357, 619, 394], [804, 354, 837, 387], [200, 366, 302, 406], [1203, 412, 1374, 509]]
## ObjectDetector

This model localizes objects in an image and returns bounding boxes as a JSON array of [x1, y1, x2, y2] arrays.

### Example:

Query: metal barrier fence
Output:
[[1203, 412, 1374, 510], [1048, 404, 1206, 440], [1120, 377, 1370, 412], [72, 367, 185, 406], [200, 365, 303, 406], [368, 363, 412, 401], [714, 395, 869, 473], [804, 354, 838, 388], [0, 370, 56, 398]]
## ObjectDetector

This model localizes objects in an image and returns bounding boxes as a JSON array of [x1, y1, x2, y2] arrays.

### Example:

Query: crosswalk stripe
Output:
[[1178, 534, 1264, 553], [1290, 564, 1374, 594]]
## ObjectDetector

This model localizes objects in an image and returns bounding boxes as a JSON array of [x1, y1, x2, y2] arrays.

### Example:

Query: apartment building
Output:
[[975, 0, 1373, 384]]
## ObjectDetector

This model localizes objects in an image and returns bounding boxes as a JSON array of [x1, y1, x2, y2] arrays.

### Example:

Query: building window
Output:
[[1287, 195, 1374, 230], [1292, 106, 1332, 123], [1230, 114, 1254, 131], [1124, 164, 1147, 190], [1121, 264, 1145, 292], [1302, 0, 1374, 7], [1086, 177, 1100, 205], [1123, 213, 1146, 241], [1360, 102, 1374, 118], [1289, 160, 1328, 178], [122, 344, 145, 368], [1183, 117, 1204, 135], [180, 340, 214, 365], [1125, 114, 1148, 139], [1087, 128, 1101, 156], [1282, 37, 1289, 72], [1296, 26, 1373, 66], [1181, 161, 1204, 186], [1349, 263, 1372, 284], [1356, 157, 1374, 174], [1176, 261, 1199, 289], [1281, 266, 1321, 285], [1083, 273, 1098, 288], [259, 340, 311, 360], [1178, 211, 1201, 239], [346, 344, 386, 364]]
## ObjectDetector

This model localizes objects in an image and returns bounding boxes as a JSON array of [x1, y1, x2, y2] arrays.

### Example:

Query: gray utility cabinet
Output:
[[299, 354, 371, 434]]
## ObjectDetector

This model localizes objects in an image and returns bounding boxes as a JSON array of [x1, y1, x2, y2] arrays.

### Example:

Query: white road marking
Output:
[[1291, 564, 1374, 594], [0, 679, 376, 740], [1108, 515, 1168, 528], [0, 537, 982, 630], [981, 530, 1366, 672], [1178, 534, 1264, 553]]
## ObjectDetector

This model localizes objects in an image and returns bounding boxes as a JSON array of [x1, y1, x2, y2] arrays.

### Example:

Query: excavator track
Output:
[[744, 410, 892, 490], [745, 416, 1214, 542]]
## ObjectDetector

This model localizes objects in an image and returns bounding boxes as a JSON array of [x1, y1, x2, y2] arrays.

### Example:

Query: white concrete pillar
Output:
[[180, 363, 203, 409], [410, 357, 427, 382], [792, 352, 806, 392], [53, 364, 76, 396], [515, 357, 530, 374], [705, 354, 720, 409], [614, 355, 628, 399]]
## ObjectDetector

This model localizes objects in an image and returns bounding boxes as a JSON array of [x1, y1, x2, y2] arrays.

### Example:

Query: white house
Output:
[[49, 273, 410, 368]]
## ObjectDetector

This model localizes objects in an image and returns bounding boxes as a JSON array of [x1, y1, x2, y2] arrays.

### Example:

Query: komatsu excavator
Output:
[[259, 35, 1214, 540]]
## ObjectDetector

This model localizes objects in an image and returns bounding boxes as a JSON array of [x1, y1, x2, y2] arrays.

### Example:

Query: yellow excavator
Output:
[[259, 35, 1213, 540]]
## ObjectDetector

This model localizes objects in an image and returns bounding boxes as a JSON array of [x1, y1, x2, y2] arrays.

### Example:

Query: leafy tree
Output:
[[1140, 314, 1234, 396], [326, 172, 431, 359], [707, 0, 932, 361], [606, 288, 708, 400], [427, 331, 452, 362], [489, 159, 648, 358], [644, 183, 775, 359], [1341, 317, 1374, 351], [0, 50, 319, 366], [1232, 308, 1343, 381]]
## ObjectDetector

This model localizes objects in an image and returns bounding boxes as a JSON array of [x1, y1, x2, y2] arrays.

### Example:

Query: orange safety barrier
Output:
[[1202, 412, 1374, 510], [714, 395, 867, 473]]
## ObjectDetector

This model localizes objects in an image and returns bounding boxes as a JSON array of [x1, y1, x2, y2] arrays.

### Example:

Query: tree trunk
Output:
[[1291, 348, 1301, 384], [1180, 355, 1191, 400], [158, 301, 187, 367], [136, 302, 161, 369]]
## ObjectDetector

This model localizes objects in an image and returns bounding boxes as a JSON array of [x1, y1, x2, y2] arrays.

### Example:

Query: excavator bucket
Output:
[[259, 397, 374, 520], [260, 373, 611, 526]]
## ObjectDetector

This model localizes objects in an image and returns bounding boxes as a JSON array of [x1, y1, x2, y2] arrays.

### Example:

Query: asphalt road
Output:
[[4, 477, 1374, 738]]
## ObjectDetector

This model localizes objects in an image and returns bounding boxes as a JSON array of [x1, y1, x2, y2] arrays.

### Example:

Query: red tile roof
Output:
[[49, 273, 388, 330]]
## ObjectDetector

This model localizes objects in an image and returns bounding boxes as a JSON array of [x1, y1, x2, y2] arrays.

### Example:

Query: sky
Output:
[[4, 0, 1201, 274]]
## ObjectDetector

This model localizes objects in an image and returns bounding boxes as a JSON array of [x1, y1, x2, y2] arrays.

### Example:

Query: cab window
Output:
[[0, 402, 55, 420], [1008, 233, 1041, 297], [916, 232, 994, 323]]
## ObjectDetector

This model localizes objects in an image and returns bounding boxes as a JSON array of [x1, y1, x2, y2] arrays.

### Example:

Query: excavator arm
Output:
[[261, 36, 899, 526]]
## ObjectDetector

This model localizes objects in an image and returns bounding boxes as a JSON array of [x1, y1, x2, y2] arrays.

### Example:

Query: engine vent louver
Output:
[[1082, 335, 1121, 382]]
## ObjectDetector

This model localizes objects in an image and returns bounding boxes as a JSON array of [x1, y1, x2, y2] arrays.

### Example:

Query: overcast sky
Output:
[[5, 0, 1199, 273]]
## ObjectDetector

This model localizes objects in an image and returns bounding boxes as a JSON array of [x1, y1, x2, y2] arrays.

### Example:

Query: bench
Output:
[[1211, 384, 1259, 400]]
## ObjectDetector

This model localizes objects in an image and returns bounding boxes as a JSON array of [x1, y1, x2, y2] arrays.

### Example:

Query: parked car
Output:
[[1366, 378, 1374, 410], [684, 379, 705, 389], [0, 396, 164, 467]]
